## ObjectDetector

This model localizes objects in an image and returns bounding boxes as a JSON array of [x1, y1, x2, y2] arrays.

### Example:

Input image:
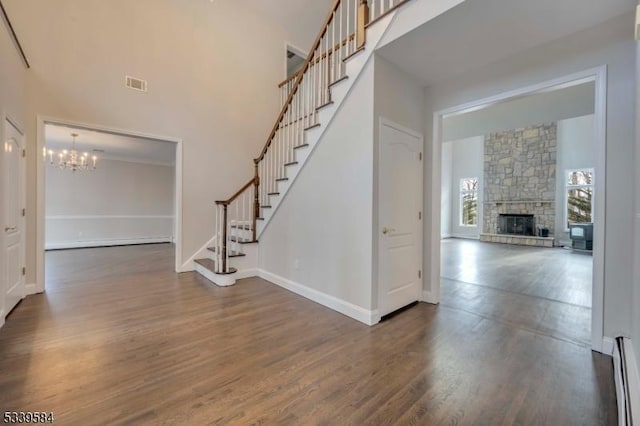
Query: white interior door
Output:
[[379, 120, 423, 317], [3, 119, 26, 317]]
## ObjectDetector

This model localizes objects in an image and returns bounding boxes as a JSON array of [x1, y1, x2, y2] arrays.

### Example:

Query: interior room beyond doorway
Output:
[[439, 80, 597, 348]]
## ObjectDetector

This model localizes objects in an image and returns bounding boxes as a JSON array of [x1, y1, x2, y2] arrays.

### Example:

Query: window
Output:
[[460, 177, 478, 226], [566, 169, 594, 229]]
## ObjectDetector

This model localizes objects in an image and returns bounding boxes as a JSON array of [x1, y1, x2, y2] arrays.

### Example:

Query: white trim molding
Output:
[[46, 238, 172, 250], [430, 66, 607, 353], [44, 215, 174, 250], [603, 336, 616, 356], [259, 269, 380, 326], [24, 283, 39, 296], [421, 290, 438, 305], [613, 337, 640, 425]]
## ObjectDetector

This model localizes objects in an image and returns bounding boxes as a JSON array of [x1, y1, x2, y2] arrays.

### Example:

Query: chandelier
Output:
[[44, 133, 98, 172]]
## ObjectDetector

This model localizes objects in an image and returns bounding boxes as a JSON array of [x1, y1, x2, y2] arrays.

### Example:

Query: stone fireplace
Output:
[[479, 123, 556, 248]]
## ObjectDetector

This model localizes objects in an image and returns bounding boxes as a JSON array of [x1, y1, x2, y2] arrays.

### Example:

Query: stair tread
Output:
[[194, 258, 238, 275], [276, 177, 289, 182], [284, 161, 299, 166], [304, 123, 321, 131], [206, 247, 246, 257], [262, 205, 272, 208], [293, 144, 309, 150], [267, 192, 280, 196]]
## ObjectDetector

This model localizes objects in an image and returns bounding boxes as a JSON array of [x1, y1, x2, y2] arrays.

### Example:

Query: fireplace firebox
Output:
[[497, 214, 535, 236]]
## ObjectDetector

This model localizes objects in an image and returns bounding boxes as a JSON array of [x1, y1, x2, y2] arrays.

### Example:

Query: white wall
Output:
[[373, 55, 426, 310], [554, 114, 595, 244], [448, 136, 484, 239], [45, 159, 174, 249], [1, 0, 298, 282], [0, 17, 28, 324], [441, 141, 453, 238], [442, 82, 595, 142], [258, 60, 376, 314], [424, 13, 636, 339]]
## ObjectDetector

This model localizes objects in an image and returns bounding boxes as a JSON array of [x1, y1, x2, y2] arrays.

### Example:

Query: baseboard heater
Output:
[[614, 337, 637, 426]]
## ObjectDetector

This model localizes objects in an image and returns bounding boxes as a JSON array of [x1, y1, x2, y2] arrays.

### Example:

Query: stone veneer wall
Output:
[[483, 123, 557, 236]]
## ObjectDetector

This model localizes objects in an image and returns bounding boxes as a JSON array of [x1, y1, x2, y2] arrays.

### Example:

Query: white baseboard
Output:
[[450, 234, 480, 240], [176, 264, 194, 273], [25, 283, 40, 296], [258, 269, 379, 326], [421, 290, 439, 304], [46, 237, 172, 250], [441, 234, 452, 239], [236, 269, 258, 280]]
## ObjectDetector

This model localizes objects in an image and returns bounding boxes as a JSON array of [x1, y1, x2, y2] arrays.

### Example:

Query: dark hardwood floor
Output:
[[0, 244, 615, 425], [441, 238, 593, 346]]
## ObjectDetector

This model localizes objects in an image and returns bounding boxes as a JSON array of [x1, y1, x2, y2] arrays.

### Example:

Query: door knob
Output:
[[383, 227, 396, 235], [5, 226, 16, 232]]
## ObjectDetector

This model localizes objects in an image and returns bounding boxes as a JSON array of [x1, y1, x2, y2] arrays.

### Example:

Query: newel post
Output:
[[222, 204, 228, 272], [253, 159, 260, 241], [357, 0, 370, 49]]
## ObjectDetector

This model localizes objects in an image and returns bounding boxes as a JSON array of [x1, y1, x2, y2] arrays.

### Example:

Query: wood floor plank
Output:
[[0, 244, 615, 425]]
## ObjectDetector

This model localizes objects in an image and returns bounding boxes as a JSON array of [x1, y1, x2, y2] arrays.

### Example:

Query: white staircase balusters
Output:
[[202, 0, 413, 282]]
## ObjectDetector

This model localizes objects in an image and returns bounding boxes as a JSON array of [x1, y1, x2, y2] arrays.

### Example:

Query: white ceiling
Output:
[[378, 0, 636, 86], [45, 124, 176, 166], [246, 0, 334, 49], [443, 81, 595, 141]]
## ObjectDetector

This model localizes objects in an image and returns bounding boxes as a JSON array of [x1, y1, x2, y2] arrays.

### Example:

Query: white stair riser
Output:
[[194, 263, 236, 286]]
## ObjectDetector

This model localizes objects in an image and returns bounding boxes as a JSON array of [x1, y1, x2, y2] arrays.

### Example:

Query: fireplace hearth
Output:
[[498, 214, 535, 236]]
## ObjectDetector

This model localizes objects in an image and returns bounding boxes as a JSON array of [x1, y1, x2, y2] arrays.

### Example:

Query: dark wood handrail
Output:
[[278, 71, 302, 89], [255, 0, 345, 163], [215, 177, 257, 206]]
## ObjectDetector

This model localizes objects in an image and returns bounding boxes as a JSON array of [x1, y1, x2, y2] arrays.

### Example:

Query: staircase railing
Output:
[[213, 0, 410, 274]]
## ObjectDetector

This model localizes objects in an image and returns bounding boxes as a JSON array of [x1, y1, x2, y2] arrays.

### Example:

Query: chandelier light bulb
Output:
[[44, 132, 98, 172]]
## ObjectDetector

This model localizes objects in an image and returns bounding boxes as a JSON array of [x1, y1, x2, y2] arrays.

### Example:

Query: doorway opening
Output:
[[285, 44, 306, 80], [36, 118, 183, 294], [430, 68, 606, 352]]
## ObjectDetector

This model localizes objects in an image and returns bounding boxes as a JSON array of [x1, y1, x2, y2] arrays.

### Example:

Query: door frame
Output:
[[377, 117, 424, 317], [429, 66, 607, 353], [1, 112, 26, 324], [35, 116, 184, 295], [284, 42, 308, 80]]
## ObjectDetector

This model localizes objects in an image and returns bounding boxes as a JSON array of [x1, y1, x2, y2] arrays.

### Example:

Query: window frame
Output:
[[459, 177, 479, 227], [564, 168, 594, 232]]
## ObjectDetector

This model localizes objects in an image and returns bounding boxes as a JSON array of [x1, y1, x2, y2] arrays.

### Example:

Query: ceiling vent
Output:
[[125, 75, 147, 92]]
